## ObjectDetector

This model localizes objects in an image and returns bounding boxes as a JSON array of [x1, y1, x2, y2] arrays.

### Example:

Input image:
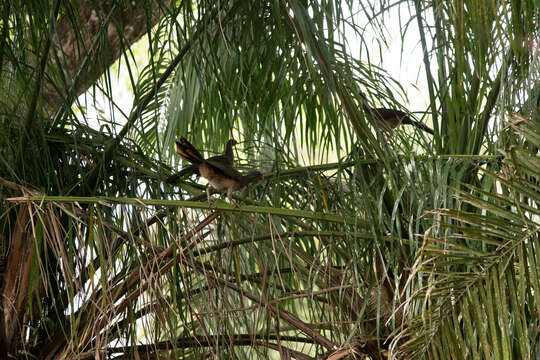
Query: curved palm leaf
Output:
[[393, 116, 540, 359]]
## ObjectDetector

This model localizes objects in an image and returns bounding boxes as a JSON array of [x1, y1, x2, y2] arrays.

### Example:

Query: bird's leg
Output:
[[206, 186, 214, 205], [227, 188, 238, 207]]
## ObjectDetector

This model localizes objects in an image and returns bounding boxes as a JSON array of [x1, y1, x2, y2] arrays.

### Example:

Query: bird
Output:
[[173, 137, 263, 204], [367, 107, 434, 135], [166, 139, 237, 184], [359, 92, 434, 135]]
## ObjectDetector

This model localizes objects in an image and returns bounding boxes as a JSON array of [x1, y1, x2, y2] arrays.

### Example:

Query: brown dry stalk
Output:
[[1, 203, 32, 354], [187, 260, 338, 351], [42, 208, 219, 359]]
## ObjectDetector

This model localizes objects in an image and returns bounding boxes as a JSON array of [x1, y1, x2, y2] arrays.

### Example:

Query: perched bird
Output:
[[166, 139, 237, 184], [173, 137, 263, 203], [359, 92, 434, 135], [366, 107, 434, 135]]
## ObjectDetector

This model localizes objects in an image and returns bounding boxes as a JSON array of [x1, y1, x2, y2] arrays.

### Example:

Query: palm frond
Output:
[[393, 116, 540, 359]]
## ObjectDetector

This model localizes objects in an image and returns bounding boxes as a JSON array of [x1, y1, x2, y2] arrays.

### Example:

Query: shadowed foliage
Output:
[[0, 0, 538, 359]]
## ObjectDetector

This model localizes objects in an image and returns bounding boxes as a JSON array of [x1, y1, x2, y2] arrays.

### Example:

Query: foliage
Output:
[[393, 117, 540, 359], [0, 0, 538, 359]]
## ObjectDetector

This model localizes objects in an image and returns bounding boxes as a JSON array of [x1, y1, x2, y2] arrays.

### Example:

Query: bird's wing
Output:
[[205, 158, 243, 180], [206, 154, 233, 166]]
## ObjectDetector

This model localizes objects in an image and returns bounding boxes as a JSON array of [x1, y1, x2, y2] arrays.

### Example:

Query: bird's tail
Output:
[[175, 137, 204, 164], [408, 120, 434, 135], [398, 116, 434, 135]]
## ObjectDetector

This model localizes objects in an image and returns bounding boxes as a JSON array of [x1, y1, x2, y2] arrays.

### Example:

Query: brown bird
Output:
[[367, 107, 434, 135], [174, 137, 263, 203], [359, 92, 434, 135], [166, 139, 237, 184]]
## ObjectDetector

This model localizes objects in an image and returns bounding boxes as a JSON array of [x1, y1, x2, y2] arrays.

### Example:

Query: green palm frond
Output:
[[1, 0, 538, 358], [393, 116, 540, 359]]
